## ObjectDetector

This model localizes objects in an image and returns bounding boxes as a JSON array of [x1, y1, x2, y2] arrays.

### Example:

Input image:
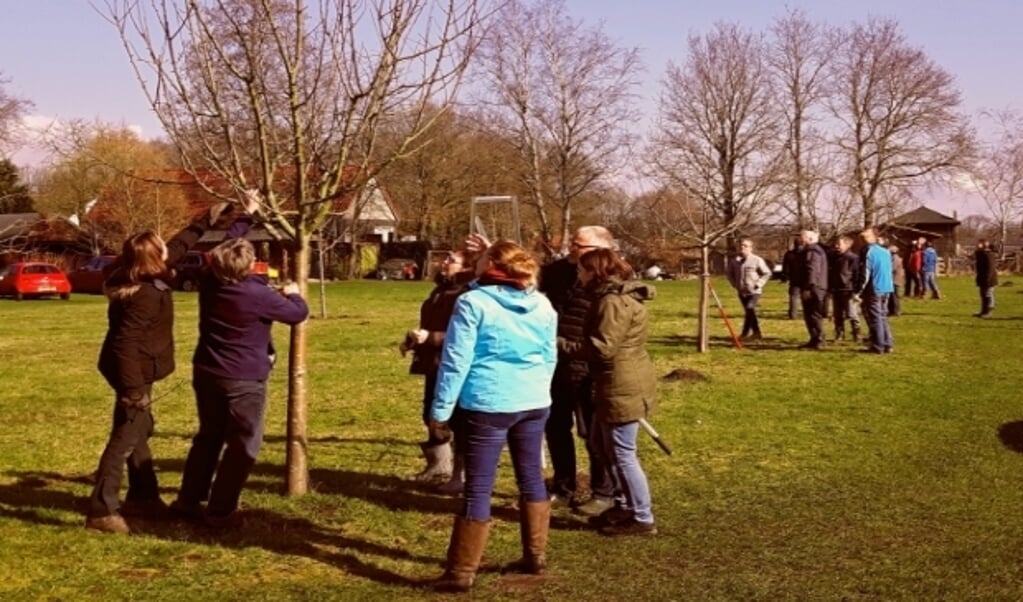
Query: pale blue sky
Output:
[[2, 0, 1021, 215]]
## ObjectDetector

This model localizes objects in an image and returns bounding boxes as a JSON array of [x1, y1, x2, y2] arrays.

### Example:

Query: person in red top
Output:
[[905, 240, 924, 299]]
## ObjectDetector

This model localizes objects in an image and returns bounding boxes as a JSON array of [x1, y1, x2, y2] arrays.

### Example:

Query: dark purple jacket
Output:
[[193, 272, 308, 381]]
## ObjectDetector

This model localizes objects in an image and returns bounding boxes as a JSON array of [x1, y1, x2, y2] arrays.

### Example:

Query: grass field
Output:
[[0, 275, 1021, 601]]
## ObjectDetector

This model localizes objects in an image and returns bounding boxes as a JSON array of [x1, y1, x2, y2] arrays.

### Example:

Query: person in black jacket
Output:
[[828, 235, 861, 342], [539, 226, 616, 517], [974, 239, 998, 317], [780, 237, 803, 320], [797, 229, 829, 349], [86, 202, 236, 534], [403, 250, 475, 489]]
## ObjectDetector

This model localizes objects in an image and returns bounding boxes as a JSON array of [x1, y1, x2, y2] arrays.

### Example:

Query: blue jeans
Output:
[[979, 286, 995, 314], [596, 420, 654, 524], [462, 407, 550, 520], [863, 293, 893, 352], [178, 371, 267, 516], [922, 271, 940, 297]]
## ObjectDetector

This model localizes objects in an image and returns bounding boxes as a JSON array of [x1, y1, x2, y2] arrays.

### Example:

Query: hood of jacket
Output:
[[471, 280, 546, 314], [103, 267, 172, 300]]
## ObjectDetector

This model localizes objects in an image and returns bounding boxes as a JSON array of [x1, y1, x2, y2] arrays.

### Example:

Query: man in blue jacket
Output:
[[921, 240, 941, 299], [855, 227, 895, 354]]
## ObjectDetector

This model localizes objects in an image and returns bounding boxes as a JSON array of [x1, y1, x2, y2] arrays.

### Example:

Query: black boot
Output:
[[435, 516, 490, 592]]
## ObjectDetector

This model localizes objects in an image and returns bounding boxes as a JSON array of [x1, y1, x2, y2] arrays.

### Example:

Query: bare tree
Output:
[[963, 109, 1023, 257], [652, 22, 786, 352], [769, 9, 835, 230], [0, 72, 33, 154], [105, 0, 486, 494], [472, 0, 641, 252], [827, 17, 974, 227]]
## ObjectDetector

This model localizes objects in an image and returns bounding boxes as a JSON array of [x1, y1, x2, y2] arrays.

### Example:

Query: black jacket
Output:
[[975, 248, 998, 288], [97, 222, 208, 397], [798, 243, 828, 292], [829, 249, 859, 292], [540, 257, 592, 382]]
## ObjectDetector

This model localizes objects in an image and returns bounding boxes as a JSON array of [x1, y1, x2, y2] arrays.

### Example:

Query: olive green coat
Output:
[[561, 279, 657, 423]]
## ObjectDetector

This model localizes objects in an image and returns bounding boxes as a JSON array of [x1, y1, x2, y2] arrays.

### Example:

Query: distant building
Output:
[[881, 206, 960, 257]]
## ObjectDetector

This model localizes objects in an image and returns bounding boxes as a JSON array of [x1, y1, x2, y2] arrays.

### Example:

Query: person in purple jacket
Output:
[[171, 223, 309, 528]]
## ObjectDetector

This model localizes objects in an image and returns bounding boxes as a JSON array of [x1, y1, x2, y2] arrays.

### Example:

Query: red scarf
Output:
[[477, 266, 528, 290]]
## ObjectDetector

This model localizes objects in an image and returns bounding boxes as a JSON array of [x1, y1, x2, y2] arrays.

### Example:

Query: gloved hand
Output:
[[851, 294, 862, 305], [119, 391, 152, 408], [428, 420, 452, 443]]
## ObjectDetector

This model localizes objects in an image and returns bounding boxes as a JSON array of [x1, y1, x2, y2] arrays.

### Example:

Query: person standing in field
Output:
[[921, 240, 941, 299], [828, 235, 861, 342], [401, 249, 475, 489], [538, 226, 617, 517], [906, 239, 923, 298], [973, 239, 998, 317], [171, 208, 309, 529], [781, 237, 803, 320], [888, 244, 904, 317], [796, 230, 829, 350], [562, 248, 658, 537], [429, 241, 557, 593], [726, 238, 771, 341], [855, 226, 895, 354], [86, 202, 236, 534]]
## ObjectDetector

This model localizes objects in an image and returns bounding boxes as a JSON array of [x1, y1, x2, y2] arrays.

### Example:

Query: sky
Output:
[[2, 0, 1022, 217]]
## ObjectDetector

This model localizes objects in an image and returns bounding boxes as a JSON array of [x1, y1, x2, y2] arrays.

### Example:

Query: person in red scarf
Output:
[[428, 241, 558, 592]]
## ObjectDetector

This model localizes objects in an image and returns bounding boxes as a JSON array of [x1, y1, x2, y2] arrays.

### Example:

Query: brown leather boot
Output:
[[502, 498, 551, 575], [434, 516, 490, 592]]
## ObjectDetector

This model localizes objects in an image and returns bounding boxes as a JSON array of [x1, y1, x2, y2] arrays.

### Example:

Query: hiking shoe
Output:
[[120, 498, 169, 519], [572, 496, 614, 517], [169, 499, 204, 522], [599, 518, 657, 537], [588, 506, 634, 527], [85, 513, 130, 534]]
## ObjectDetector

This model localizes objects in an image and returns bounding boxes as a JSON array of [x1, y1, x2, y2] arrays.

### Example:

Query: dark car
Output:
[[173, 251, 208, 291], [0, 262, 72, 300], [374, 257, 418, 280], [68, 255, 117, 294]]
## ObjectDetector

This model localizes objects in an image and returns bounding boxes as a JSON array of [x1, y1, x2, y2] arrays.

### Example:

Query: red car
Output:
[[68, 255, 117, 295], [0, 262, 73, 300]]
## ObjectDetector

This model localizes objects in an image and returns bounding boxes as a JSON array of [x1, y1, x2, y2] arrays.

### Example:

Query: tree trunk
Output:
[[697, 244, 710, 352], [286, 241, 311, 495]]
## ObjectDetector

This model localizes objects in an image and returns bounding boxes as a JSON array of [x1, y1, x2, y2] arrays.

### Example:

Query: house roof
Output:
[[0, 213, 41, 240], [888, 206, 960, 226]]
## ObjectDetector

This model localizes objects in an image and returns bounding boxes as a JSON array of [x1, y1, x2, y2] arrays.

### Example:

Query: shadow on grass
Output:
[[997, 421, 1023, 453]]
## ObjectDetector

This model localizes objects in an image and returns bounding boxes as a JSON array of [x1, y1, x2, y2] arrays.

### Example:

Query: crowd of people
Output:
[[86, 204, 993, 592]]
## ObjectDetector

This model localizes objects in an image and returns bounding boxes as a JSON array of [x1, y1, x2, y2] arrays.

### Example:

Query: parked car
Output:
[[373, 257, 417, 280], [173, 251, 208, 291], [68, 255, 117, 295], [0, 262, 72, 300]]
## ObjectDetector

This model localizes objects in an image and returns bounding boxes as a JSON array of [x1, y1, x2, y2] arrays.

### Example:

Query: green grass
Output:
[[1, 276, 1021, 600]]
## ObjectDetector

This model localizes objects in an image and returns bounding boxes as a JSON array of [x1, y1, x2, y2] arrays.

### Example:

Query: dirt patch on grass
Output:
[[662, 368, 708, 383]]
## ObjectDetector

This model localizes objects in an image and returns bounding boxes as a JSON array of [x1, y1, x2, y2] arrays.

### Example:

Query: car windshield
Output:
[[24, 264, 58, 274]]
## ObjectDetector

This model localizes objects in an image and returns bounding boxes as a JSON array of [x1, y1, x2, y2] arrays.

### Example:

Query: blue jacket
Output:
[[431, 281, 557, 422], [857, 243, 894, 296], [922, 247, 939, 272]]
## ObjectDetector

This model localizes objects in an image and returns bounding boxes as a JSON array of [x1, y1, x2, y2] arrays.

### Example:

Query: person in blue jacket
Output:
[[855, 226, 895, 354], [171, 211, 309, 528], [429, 240, 557, 592], [921, 240, 941, 299]]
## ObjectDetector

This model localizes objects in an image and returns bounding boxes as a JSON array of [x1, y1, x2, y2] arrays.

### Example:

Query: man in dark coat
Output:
[[828, 235, 861, 342], [974, 239, 998, 317], [797, 229, 829, 349], [780, 237, 803, 320], [539, 226, 616, 516]]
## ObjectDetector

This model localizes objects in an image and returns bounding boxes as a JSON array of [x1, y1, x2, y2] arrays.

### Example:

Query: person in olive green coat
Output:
[[560, 248, 658, 537]]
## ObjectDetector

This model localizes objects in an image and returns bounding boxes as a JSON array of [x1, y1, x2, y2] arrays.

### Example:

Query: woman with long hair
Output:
[[429, 241, 557, 592], [568, 248, 658, 536], [85, 203, 235, 534]]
